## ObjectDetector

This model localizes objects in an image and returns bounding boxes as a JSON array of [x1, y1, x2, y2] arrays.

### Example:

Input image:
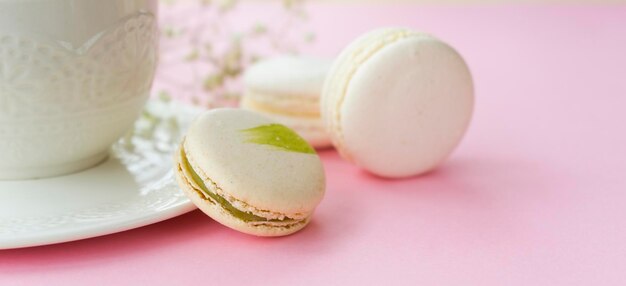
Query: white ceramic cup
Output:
[[0, 0, 158, 180]]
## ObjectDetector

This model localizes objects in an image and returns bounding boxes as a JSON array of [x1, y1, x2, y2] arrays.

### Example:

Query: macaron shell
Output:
[[183, 109, 326, 216], [321, 28, 420, 158], [244, 56, 332, 98], [241, 90, 320, 116], [174, 153, 310, 237]]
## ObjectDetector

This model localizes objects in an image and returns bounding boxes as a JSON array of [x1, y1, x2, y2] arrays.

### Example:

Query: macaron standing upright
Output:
[[321, 28, 474, 178], [241, 56, 333, 149], [175, 108, 325, 236]]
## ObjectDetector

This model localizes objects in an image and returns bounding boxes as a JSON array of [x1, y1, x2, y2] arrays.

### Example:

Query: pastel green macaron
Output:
[[175, 108, 326, 236]]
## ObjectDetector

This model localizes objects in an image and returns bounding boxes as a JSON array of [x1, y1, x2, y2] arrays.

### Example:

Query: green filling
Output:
[[181, 148, 293, 223], [240, 124, 316, 154]]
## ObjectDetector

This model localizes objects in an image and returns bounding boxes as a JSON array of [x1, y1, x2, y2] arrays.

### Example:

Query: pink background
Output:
[[3, 4, 626, 285]]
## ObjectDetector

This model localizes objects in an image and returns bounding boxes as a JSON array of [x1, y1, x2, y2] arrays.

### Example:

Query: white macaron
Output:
[[241, 56, 333, 148], [321, 28, 474, 178]]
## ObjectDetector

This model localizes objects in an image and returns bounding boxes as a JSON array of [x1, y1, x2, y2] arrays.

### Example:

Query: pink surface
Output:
[[3, 4, 626, 285]]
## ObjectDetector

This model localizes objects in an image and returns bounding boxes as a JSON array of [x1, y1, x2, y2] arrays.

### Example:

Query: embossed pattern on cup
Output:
[[0, 0, 159, 180]]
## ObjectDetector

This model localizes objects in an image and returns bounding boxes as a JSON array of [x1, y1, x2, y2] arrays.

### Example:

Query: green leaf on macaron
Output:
[[241, 123, 315, 154]]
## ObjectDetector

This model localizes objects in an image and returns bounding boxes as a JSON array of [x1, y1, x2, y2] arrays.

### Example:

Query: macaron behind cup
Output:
[[322, 28, 474, 178], [175, 108, 325, 236]]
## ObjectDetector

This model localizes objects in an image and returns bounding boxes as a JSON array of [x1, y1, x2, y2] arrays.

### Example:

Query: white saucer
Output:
[[0, 100, 201, 249]]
